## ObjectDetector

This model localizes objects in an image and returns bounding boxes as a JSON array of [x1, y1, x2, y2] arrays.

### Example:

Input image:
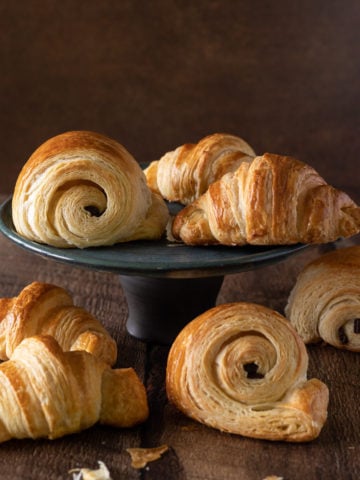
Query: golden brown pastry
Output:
[[12, 130, 169, 248], [69, 461, 112, 479], [0, 281, 117, 365], [126, 445, 169, 469], [166, 302, 329, 442], [0, 335, 148, 442], [285, 245, 360, 351], [144, 133, 255, 205], [172, 153, 360, 245]]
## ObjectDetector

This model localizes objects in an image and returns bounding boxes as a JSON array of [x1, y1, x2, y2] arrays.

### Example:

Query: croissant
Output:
[[172, 153, 360, 245], [0, 281, 117, 365], [0, 335, 149, 442], [12, 130, 169, 248], [166, 302, 329, 442], [285, 245, 360, 351], [144, 133, 255, 205]]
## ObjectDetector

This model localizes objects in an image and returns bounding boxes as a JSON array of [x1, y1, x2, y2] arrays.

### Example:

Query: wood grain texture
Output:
[[0, 192, 359, 479]]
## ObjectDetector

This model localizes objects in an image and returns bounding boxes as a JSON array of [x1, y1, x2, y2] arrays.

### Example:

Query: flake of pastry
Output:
[[126, 444, 169, 469]]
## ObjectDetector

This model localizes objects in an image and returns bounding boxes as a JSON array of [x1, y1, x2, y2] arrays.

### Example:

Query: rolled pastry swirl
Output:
[[0, 335, 149, 442], [0, 281, 117, 365], [172, 153, 360, 245], [144, 132, 255, 205], [285, 245, 360, 351], [166, 302, 329, 442], [12, 130, 169, 248]]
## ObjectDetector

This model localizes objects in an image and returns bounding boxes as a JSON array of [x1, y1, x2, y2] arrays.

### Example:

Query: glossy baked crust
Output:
[[166, 302, 329, 442], [285, 245, 360, 351], [0, 335, 148, 442], [0, 281, 117, 365], [144, 132, 255, 205], [12, 130, 169, 248], [172, 153, 360, 245]]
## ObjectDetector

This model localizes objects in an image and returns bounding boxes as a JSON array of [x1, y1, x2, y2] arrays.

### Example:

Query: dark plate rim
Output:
[[0, 196, 309, 278]]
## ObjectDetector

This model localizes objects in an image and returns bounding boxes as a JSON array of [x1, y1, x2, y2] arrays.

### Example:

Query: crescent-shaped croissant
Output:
[[285, 245, 360, 351], [172, 153, 360, 245], [0, 281, 117, 365], [166, 302, 329, 442], [144, 133, 255, 205], [0, 335, 149, 442], [12, 130, 169, 248]]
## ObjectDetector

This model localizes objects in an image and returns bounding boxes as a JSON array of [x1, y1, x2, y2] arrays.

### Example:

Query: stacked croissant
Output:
[[7, 130, 360, 444], [0, 282, 149, 442], [11, 130, 360, 248]]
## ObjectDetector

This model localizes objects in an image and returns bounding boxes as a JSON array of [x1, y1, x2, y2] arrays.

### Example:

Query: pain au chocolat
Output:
[[285, 245, 360, 351]]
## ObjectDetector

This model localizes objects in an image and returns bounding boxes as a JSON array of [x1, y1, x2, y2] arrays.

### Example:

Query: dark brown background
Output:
[[0, 3, 359, 479], [1, 0, 359, 195]]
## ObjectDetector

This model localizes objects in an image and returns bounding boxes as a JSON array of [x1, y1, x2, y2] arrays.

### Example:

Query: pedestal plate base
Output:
[[120, 275, 224, 344]]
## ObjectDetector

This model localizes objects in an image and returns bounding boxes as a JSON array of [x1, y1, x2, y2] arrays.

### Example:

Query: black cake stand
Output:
[[0, 197, 308, 344]]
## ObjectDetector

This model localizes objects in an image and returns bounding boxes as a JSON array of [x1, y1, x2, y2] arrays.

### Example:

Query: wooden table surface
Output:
[[0, 191, 359, 480]]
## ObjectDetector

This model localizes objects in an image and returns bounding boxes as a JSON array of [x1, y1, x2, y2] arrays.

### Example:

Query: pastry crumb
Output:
[[69, 461, 112, 480], [126, 444, 169, 469]]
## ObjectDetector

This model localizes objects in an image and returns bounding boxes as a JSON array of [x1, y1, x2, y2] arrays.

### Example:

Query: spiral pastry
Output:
[[144, 132, 255, 205], [12, 130, 169, 248], [285, 246, 360, 351], [166, 302, 329, 442]]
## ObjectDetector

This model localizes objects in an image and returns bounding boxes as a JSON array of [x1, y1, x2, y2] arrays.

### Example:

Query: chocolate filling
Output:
[[354, 318, 360, 334]]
